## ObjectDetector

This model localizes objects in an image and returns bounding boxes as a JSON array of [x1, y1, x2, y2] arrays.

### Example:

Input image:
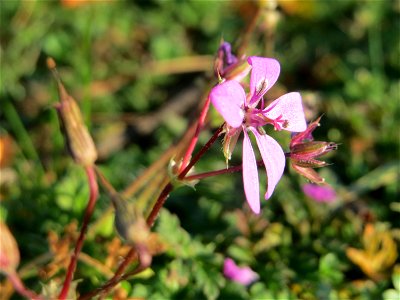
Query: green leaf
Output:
[[318, 253, 344, 285]]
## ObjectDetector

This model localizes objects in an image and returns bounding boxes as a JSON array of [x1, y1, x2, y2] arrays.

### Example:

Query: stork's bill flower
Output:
[[210, 56, 307, 214]]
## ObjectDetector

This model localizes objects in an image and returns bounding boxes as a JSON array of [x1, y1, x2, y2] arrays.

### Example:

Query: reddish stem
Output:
[[183, 162, 253, 181], [183, 152, 291, 181], [79, 124, 224, 299], [179, 96, 211, 173], [178, 123, 224, 180], [58, 166, 98, 300], [7, 272, 43, 300]]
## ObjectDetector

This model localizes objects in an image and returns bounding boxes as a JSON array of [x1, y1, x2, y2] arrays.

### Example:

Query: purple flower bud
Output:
[[214, 41, 251, 82], [219, 42, 238, 66]]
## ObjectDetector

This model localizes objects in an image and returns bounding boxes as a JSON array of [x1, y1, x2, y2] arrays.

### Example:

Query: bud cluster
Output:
[[289, 117, 338, 184]]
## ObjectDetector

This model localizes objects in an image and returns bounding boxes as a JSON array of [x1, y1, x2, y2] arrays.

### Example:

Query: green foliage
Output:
[[130, 209, 224, 300]]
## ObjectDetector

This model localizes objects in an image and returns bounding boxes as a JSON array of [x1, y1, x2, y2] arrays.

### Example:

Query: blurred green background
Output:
[[0, 0, 399, 299]]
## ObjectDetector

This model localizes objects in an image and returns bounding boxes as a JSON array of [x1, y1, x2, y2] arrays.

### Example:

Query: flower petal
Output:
[[247, 56, 280, 105], [263, 92, 307, 132], [249, 127, 285, 199], [303, 184, 336, 203], [242, 128, 260, 214], [223, 258, 259, 286], [210, 80, 245, 128]]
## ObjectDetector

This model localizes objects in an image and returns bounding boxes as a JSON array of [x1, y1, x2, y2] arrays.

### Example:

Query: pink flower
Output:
[[209, 56, 307, 214], [303, 183, 336, 202], [223, 258, 259, 286]]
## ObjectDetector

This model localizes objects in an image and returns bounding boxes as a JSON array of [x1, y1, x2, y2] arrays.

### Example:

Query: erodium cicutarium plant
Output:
[[210, 56, 307, 214], [1, 41, 337, 299]]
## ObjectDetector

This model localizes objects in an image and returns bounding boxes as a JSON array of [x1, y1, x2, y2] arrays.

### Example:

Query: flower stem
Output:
[[58, 165, 98, 300], [79, 124, 224, 299], [184, 152, 291, 181], [182, 161, 257, 181], [7, 271, 43, 300], [178, 123, 224, 180], [179, 96, 211, 173]]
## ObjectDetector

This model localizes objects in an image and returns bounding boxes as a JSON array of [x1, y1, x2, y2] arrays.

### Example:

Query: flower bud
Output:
[[47, 58, 97, 166], [111, 192, 151, 247], [112, 193, 153, 267], [213, 41, 251, 82], [290, 116, 321, 147], [290, 141, 338, 168], [0, 222, 20, 274], [289, 116, 337, 184]]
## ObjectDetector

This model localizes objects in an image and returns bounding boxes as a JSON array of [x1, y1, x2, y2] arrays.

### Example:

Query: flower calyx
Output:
[[214, 41, 251, 83], [289, 116, 338, 184]]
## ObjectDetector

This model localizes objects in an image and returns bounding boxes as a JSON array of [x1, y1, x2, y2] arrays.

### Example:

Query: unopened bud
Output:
[[0, 222, 20, 274], [289, 116, 338, 184], [290, 141, 337, 168], [47, 57, 97, 166], [213, 41, 251, 82], [111, 193, 150, 246], [224, 59, 252, 82], [290, 116, 321, 147]]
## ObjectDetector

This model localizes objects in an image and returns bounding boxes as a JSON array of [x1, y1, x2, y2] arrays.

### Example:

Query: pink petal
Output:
[[223, 258, 259, 286], [303, 184, 337, 202], [247, 56, 280, 105], [242, 129, 260, 214], [209, 80, 245, 128], [249, 127, 285, 199], [263, 92, 307, 132]]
